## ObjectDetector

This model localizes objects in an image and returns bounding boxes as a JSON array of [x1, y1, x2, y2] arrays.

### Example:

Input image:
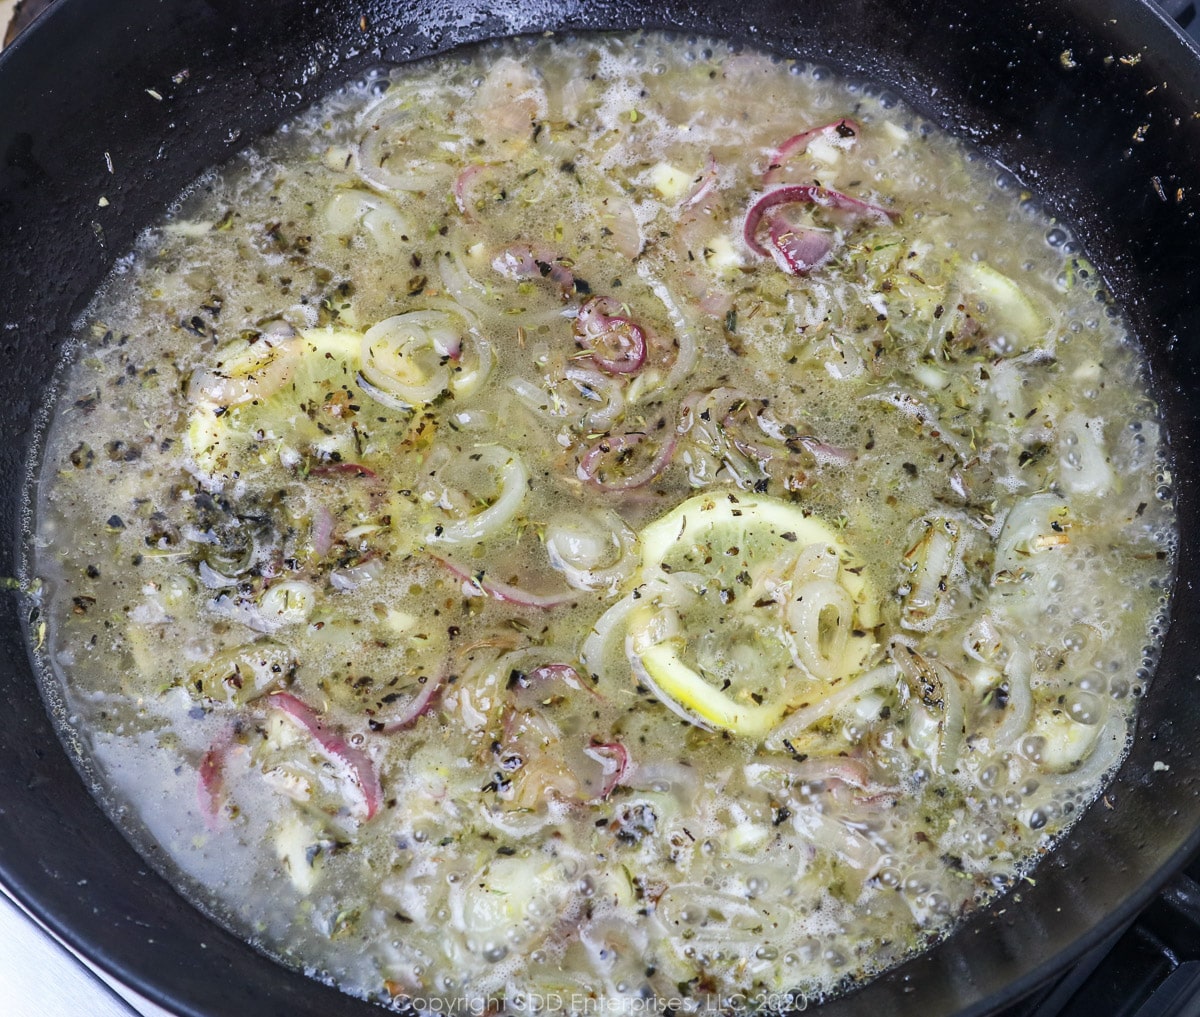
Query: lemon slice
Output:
[[639, 492, 877, 624], [186, 326, 363, 484], [629, 492, 879, 738], [635, 639, 784, 738]]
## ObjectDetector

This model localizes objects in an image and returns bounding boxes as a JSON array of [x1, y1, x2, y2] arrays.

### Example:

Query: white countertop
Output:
[[0, 883, 175, 1017]]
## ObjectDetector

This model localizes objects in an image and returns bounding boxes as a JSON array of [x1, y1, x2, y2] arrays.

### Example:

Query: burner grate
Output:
[[999, 859, 1200, 1017]]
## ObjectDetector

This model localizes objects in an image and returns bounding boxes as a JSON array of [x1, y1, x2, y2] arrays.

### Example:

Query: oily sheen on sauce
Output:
[[29, 32, 1175, 1015]]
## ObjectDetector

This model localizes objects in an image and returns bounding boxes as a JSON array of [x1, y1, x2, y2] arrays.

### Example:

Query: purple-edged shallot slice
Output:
[[574, 296, 648, 375], [583, 741, 630, 800], [743, 184, 896, 276], [311, 504, 335, 557], [269, 691, 383, 820], [763, 118, 859, 184], [373, 673, 444, 733], [454, 163, 499, 220], [492, 243, 577, 298], [681, 153, 719, 209], [525, 663, 603, 700], [433, 555, 580, 609], [308, 462, 380, 480], [197, 732, 234, 831], [578, 431, 678, 491]]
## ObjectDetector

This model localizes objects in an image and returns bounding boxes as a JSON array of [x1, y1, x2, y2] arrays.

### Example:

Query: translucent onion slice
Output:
[[433, 555, 578, 609], [577, 431, 677, 490], [545, 510, 638, 594], [785, 578, 857, 682], [324, 188, 410, 254], [268, 691, 382, 820], [453, 163, 497, 220], [892, 641, 966, 775], [507, 366, 626, 431], [762, 118, 859, 184], [990, 645, 1034, 750], [359, 308, 492, 408], [681, 152, 719, 209], [374, 673, 443, 733], [426, 445, 529, 545], [580, 593, 640, 682], [900, 516, 962, 632], [357, 98, 466, 194], [992, 493, 1073, 583], [764, 664, 899, 751], [582, 742, 630, 800], [634, 263, 699, 393]]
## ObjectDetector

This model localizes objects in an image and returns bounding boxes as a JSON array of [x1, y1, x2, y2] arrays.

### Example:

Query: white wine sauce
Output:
[[29, 31, 1175, 1015]]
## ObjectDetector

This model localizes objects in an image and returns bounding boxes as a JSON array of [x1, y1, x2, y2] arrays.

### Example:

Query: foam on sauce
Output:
[[29, 32, 1175, 1014]]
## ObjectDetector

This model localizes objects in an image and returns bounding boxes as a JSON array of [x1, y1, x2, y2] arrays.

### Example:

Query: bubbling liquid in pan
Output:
[[29, 31, 1175, 1015]]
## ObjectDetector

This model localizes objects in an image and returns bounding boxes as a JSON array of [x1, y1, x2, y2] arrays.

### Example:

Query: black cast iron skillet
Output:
[[2, 1, 1200, 1014]]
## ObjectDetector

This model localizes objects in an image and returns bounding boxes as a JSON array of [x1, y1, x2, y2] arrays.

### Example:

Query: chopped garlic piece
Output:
[[650, 162, 693, 201]]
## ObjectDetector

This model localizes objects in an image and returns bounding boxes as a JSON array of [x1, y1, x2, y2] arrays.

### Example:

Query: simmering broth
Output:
[[29, 32, 1175, 1014]]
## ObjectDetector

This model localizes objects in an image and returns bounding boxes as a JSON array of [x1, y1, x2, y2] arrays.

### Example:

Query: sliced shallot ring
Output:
[[433, 556, 579, 609], [454, 163, 496, 220], [766, 217, 836, 275], [269, 691, 382, 820], [197, 732, 233, 831], [527, 663, 603, 699], [584, 741, 630, 799], [634, 263, 698, 392], [427, 447, 528, 545], [681, 153, 719, 210], [763, 118, 859, 184], [574, 296, 648, 375], [357, 99, 461, 194], [377, 673, 444, 733], [743, 184, 896, 259], [308, 462, 379, 480], [311, 504, 335, 557], [578, 432, 678, 491], [545, 510, 638, 595], [492, 243, 576, 297]]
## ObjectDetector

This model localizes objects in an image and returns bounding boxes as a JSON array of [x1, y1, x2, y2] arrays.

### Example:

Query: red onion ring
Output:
[[766, 216, 836, 275], [527, 663, 603, 699], [197, 733, 232, 831], [697, 290, 733, 317], [681, 152, 719, 210], [433, 555, 579, 609], [311, 504, 335, 557], [453, 163, 495, 220], [269, 691, 382, 820], [376, 674, 444, 733], [763, 118, 859, 184], [744, 184, 895, 257], [577, 432, 678, 491], [574, 296, 648, 375], [795, 435, 856, 466], [492, 243, 576, 297], [743, 185, 896, 275], [309, 462, 380, 480], [583, 741, 630, 799]]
